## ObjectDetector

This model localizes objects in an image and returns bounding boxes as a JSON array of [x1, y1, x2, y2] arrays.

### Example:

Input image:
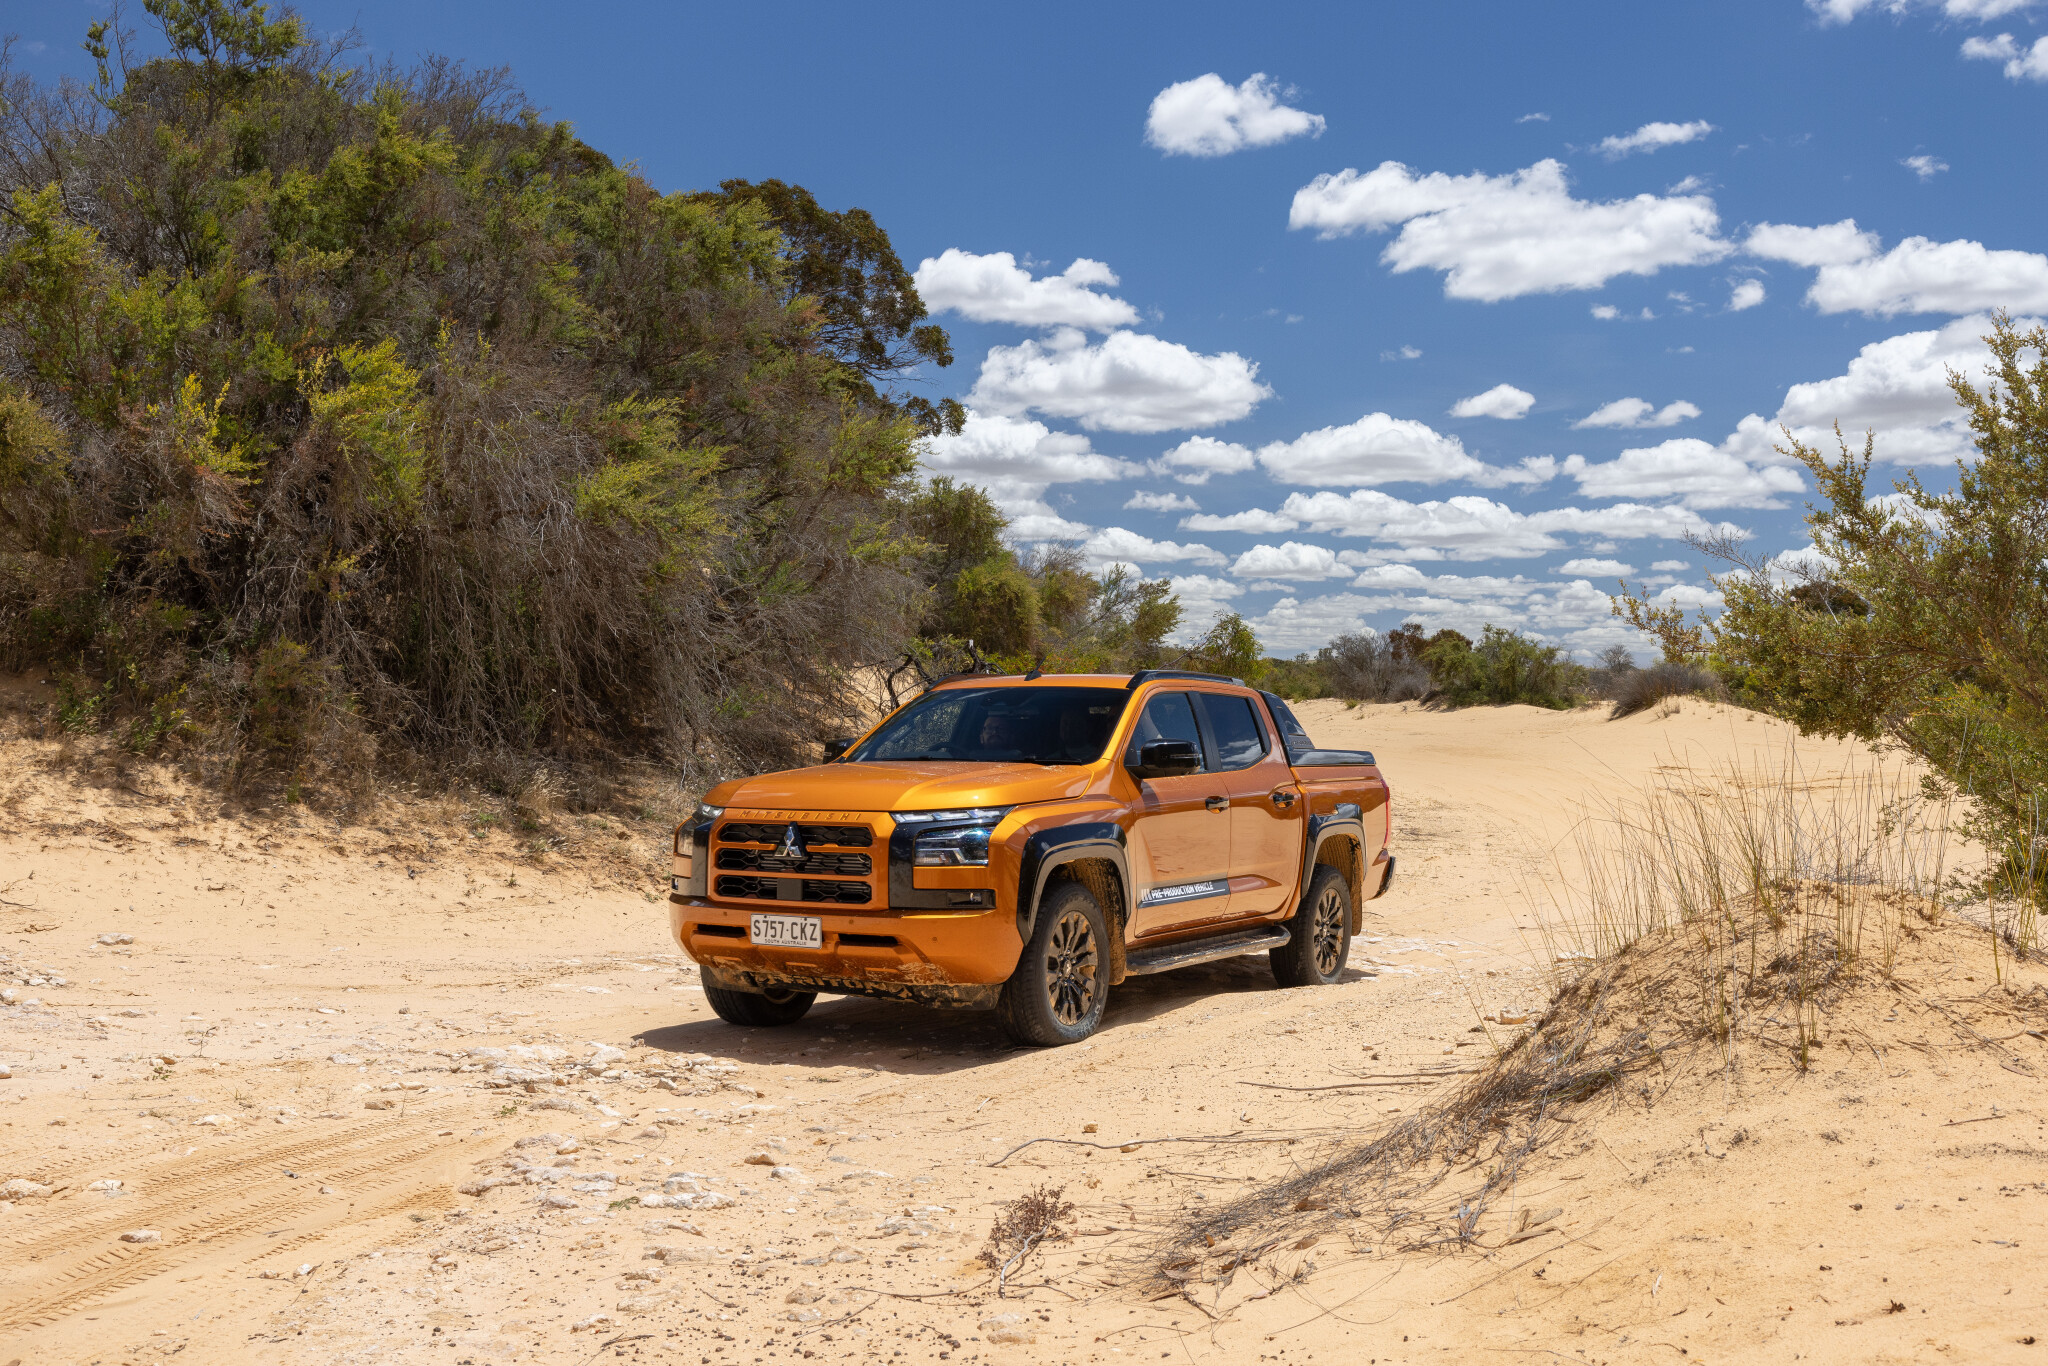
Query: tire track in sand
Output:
[[0, 1096, 493, 1332]]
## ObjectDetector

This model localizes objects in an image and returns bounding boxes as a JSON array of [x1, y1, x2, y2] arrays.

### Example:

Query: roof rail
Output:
[[1124, 669, 1245, 690]]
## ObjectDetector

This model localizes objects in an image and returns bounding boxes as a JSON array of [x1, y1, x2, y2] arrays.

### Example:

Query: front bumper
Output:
[[669, 895, 1022, 1007]]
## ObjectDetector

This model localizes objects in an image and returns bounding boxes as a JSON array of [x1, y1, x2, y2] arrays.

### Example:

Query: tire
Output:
[[704, 980, 816, 1027], [998, 879, 1109, 1046], [1271, 864, 1352, 988]]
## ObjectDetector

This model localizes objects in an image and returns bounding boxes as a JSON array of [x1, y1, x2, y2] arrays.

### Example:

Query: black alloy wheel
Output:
[[999, 879, 1110, 1046], [1272, 863, 1353, 988]]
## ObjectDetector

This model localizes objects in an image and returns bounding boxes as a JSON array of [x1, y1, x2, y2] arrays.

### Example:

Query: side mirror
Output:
[[823, 737, 855, 762], [1130, 739, 1201, 779]]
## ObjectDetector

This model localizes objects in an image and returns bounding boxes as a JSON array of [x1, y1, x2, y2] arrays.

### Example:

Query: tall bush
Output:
[[1424, 625, 1587, 709], [0, 5, 954, 786]]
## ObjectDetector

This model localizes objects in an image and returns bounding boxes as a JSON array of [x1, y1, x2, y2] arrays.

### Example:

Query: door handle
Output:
[[1270, 789, 1297, 808], [1205, 796, 1229, 812]]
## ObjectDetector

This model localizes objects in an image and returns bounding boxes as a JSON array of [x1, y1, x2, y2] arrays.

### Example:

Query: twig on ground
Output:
[[989, 1132, 1324, 1166], [792, 1295, 878, 1337]]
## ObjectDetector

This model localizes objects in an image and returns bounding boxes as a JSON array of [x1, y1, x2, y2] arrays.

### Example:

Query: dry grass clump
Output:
[[1600, 661, 1726, 718], [1135, 752, 2000, 1297]]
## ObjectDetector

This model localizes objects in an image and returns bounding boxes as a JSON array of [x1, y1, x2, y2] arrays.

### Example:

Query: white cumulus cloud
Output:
[[1595, 120, 1715, 159], [1144, 73, 1326, 157], [920, 410, 1138, 539], [1123, 490, 1200, 512], [1563, 442, 1808, 509], [1901, 154, 1950, 180], [1290, 159, 1730, 301], [1254, 413, 1492, 485], [1812, 0, 2039, 21], [1592, 313, 2042, 488], [1729, 278, 1767, 311], [1244, 572, 1687, 655], [1753, 311, 2041, 465], [1557, 558, 1636, 577], [1179, 508, 1302, 534], [1157, 412, 1546, 489], [1449, 384, 1536, 419], [1746, 219, 1881, 267], [1228, 542, 1350, 581], [1153, 435, 1256, 485], [1079, 527, 1225, 569], [1749, 220, 2048, 315], [913, 250, 1140, 331], [1270, 489, 1744, 561], [1573, 398, 1702, 429], [1962, 31, 2048, 79], [970, 328, 1271, 434]]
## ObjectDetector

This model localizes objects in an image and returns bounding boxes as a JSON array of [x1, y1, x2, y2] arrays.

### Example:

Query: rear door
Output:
[[1124, 690, 1232, 938], [1194, 690, 1304, 919]]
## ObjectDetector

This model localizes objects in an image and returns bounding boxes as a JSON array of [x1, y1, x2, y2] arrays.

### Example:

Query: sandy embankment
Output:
[[1, 677, 2043, 1365]]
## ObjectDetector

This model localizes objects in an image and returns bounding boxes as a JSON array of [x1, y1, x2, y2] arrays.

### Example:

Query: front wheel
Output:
[[998, 880, 1109, 1046], [1272, 864, 1352, 988], [704, 980, 816, 1027]]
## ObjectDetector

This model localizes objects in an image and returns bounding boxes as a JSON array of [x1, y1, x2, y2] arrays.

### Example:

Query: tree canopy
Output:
[[0, 2, 969, 790]]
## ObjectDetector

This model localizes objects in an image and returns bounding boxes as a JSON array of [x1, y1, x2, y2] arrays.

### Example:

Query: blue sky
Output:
[[14, 0, 2047, 657]]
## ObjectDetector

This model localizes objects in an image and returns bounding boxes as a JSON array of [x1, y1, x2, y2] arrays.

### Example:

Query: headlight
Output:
[[912, 825, 994, 867], [892, 807, 1008, 825], [696, 802, 725, 819]]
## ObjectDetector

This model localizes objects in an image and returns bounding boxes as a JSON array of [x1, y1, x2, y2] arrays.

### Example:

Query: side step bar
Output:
[[1125, 923, 1290, 976]]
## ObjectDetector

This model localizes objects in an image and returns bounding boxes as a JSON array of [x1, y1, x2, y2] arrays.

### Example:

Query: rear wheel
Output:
[[998, 880, 1109, 1046], [704, 980, 816, 1027], [1271, 864, 1351, 988]]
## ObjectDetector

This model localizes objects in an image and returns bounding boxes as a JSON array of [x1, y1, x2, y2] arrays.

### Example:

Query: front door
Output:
[[1124, 690, 1232, 938], [1194, 690, 1304, 919]]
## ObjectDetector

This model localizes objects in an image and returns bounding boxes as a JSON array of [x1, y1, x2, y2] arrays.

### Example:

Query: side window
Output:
[[1128, 692, 1205, 772], [1197, 693, 1268, 770]]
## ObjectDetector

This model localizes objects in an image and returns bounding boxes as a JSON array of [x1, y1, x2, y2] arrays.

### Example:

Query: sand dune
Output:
[[1, 678, 2041, 1364]]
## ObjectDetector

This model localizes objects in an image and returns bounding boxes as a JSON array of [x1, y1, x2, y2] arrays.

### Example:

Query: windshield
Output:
[[846, 686, 1130, 765]]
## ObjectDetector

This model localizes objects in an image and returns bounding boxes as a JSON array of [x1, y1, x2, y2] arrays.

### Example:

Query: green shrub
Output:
[[1424, 625, 1587, 709]]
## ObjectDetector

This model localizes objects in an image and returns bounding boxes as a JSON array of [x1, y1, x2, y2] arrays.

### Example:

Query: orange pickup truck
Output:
[[668, 670, 1393, 1045]]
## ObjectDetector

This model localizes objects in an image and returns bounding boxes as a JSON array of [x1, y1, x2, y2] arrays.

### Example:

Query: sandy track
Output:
[[4, 683, 2039, 1363]]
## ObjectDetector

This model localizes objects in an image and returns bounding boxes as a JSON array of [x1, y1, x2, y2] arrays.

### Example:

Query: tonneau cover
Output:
[[1291, 748, 1377, 767]]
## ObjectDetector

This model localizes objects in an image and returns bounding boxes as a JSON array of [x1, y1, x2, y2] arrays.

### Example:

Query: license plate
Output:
[[749, 913, 822, 949]]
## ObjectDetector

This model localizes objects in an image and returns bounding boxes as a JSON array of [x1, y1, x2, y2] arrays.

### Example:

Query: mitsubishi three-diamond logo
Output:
[[776, 822, 806, 863]]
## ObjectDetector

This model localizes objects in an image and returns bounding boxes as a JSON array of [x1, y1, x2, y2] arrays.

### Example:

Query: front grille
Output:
[[718, 822, 873, 848], [714, 875, 873, 906], [716, 848, 872, 876]]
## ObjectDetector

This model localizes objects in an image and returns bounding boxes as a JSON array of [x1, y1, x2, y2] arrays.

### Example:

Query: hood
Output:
[[709, 761, 1101, 816]]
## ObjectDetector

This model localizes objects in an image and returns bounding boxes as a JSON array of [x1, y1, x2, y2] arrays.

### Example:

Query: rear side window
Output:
[[1127, 692, 1205, 771], [1196, 693, 1267, 770]]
